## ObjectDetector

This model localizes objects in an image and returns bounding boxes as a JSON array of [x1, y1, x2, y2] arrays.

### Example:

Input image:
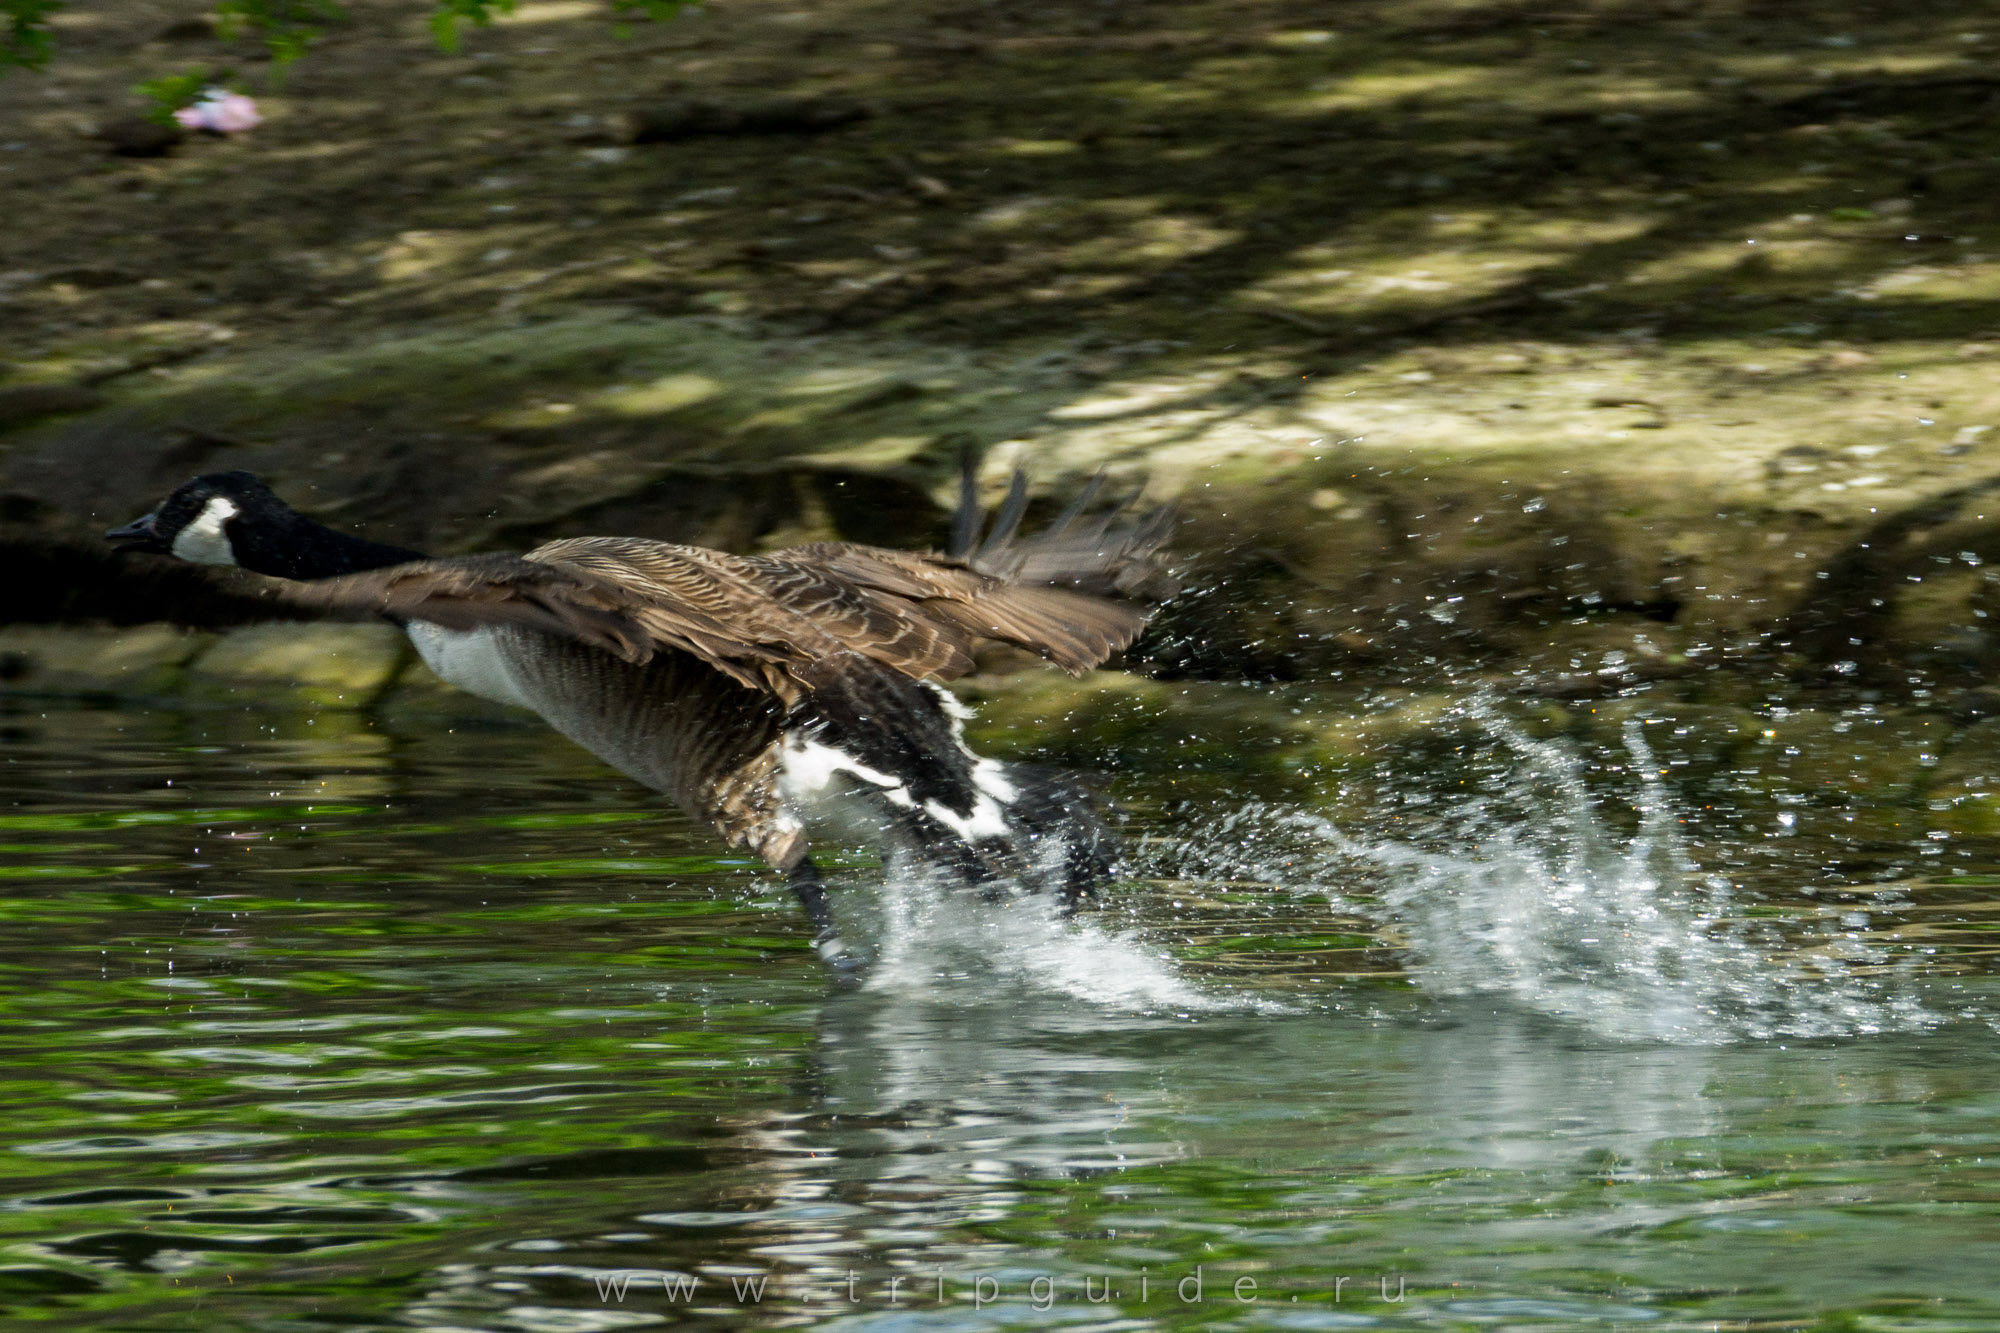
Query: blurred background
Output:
[[5, 0, 2000, 687]]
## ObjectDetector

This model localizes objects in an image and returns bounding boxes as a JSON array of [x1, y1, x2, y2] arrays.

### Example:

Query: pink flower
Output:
[[173, 90, 261, 134]]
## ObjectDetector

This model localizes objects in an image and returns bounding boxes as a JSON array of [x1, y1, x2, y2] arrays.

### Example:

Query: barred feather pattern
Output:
[[483, 626, 805, 869]]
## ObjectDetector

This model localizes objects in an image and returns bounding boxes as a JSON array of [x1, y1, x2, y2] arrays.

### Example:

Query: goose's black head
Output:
[[108, 471, 425, 579], [107, 471, 289, 567]]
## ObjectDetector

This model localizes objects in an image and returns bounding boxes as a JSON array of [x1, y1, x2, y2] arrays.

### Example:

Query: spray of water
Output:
[[853, 860, 1265, 1013], [1140, 704, 1939, 1043]]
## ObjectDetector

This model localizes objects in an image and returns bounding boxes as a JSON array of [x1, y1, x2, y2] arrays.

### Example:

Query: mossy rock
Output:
[[1927, 790, 2000, 836], [0, 624, 209, 697], [954, 670, 1338, 782], [1573, 699, 1761, 775], [1, 314, 1068, 566], [1928, 718, 2000, 788], [1921, 718, 2000, 833], [188, 624, 408, 709], [1734, 709, 1945, 801]]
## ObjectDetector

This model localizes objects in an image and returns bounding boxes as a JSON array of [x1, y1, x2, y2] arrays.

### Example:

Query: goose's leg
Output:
[[1055, 840, 1107, 914], [789, 858, 860, 974], [929, 836, 1007, 902]]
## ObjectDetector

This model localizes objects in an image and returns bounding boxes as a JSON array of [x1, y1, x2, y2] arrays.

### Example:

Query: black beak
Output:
[[106, 511, 169, 555]]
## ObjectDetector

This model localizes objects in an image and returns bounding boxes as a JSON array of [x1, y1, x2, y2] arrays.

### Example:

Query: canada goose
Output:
[[107, 466, 1175, 968]]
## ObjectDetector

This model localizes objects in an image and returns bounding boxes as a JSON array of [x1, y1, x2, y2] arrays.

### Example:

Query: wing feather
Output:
[[780, 543, 1148, 674], [238, 472, 1174, 700], [237, 556, 657, 664]]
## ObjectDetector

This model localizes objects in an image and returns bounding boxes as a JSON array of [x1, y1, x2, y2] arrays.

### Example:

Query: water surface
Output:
[[5, 685, 2000, 1330]]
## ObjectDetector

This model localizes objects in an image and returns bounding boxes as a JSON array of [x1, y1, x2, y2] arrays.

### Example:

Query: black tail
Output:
[[792, 658, 1116, 898]]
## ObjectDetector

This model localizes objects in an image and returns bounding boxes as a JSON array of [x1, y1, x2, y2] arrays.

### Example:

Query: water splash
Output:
[[1144, 705, 1938, 1043], [854, 862, 1262, 1013]]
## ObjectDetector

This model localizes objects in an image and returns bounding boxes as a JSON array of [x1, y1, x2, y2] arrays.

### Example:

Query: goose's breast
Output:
[[405, 623, 533, 709]]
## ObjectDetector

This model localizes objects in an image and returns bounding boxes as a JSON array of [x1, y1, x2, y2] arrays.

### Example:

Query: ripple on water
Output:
[[7, 694, 2000, 1329], [15, 1132, 290, 1157]]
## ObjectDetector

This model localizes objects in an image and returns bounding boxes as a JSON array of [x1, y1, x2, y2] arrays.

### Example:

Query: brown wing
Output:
[[530, 537, 977, 687], [523, 539, 819, 694], [240, 479, 1172, 698], [776, 543, 1148, 675], [516, 532, 1152, 683], [236, 548, 804, 695], [946, 460, 1181, 600], [235, 555, 657, 663], [768, 464, 1179, 675]]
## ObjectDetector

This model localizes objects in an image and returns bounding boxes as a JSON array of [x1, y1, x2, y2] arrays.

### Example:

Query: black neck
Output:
[[235, 511, 427, 580]]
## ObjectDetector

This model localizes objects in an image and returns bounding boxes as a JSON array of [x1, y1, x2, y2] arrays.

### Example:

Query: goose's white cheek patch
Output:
[[169, 497, 241, 566]]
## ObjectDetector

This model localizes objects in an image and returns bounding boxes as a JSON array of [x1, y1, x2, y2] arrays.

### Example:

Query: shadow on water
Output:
[[1783, 475, 2000, 683]]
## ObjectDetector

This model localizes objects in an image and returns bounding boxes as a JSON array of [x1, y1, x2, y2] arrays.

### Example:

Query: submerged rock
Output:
[[0, 624, 207, 696], [189, 624, 409, 709]]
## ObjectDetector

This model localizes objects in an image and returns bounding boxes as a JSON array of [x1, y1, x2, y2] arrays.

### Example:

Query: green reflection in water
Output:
[[2, 688, 2000, 1331]]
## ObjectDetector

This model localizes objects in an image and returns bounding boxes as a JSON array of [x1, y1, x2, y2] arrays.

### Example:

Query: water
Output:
[[1143, 705, 1953, 1043], [7, 684, 2000, 1329]]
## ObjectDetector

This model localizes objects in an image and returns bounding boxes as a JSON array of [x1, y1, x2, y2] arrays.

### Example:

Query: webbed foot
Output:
[[814, 928, 867, 984]]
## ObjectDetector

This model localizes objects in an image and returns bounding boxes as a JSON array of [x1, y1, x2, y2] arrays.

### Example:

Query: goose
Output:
[[107, 465, 1175, 968]]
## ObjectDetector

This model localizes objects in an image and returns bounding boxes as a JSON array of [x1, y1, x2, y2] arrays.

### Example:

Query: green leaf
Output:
[[429, 0, 517, 53], [214, 0, 346, 70], [0, 0, 63, 73], [611, 0, 695, 18], [134, 68, 218, 125]]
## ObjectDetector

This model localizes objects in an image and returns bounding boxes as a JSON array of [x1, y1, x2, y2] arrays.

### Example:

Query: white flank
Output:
[[923, 681, 1021, 813], [169, 497, 240, 566], [779, 736, 1015, 843], [405, 623, 533, 709], [923, 793, 1011, 841], [779, 737, 917, 809], [972, 758, 1018, 803], [778, 691, 1020, 845]]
